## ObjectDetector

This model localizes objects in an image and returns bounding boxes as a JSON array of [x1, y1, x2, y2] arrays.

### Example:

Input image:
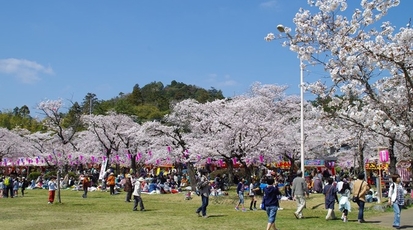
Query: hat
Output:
[[110, 172, 114, 175], [137, 177, 144, 182]]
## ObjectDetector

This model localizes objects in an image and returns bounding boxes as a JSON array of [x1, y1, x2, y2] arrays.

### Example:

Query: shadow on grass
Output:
[[204, 214, 227, 218], [399, 225, 413, 229], [363, 220, 382, 224], [301, 216, 321, 219], [311, 203, 325, 209]]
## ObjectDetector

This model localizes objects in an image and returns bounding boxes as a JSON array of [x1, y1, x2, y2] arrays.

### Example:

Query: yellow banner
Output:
[[365, 163, 388, 170]]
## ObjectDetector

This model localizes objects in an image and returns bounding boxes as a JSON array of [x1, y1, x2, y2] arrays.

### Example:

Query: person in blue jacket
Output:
[[263, 177, 282, 230]]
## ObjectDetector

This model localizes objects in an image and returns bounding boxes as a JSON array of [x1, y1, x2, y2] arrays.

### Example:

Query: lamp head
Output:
[[277, 24, 286, 33]]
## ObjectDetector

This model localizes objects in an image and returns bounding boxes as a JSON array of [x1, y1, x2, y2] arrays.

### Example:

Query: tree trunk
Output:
[[356, 137, 366, 176], [227, 159, 234, 186], [57, 169, 61, 203], [130, 154, 137, 174], [187, 162, 197, 191], [243, 164, 253, 182], [388, 138, 397, 175]]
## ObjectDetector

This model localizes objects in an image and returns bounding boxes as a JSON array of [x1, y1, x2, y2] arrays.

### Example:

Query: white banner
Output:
[[98, 159, 108, 180]]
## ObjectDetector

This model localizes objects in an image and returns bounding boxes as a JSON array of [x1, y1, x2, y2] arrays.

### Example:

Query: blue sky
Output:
[[1, 0, 412, 115]]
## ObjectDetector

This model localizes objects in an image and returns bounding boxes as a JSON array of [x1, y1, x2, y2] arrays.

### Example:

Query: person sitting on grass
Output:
[[284, 183, 293, 200]]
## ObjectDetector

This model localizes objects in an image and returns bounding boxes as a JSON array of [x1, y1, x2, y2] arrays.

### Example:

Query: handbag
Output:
[[352, 181, 364, 203], [351, 196, 359, 203]]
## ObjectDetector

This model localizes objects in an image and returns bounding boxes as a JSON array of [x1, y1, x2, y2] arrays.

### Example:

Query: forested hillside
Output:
[[0, 80, 224, 131]]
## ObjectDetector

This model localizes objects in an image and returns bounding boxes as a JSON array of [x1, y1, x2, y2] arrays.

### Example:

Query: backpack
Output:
[[83, 178, 91, 187], [4, 177, 10, 186]]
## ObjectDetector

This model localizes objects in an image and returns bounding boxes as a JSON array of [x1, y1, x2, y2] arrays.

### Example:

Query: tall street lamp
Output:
[[277, 24, 305, 177]]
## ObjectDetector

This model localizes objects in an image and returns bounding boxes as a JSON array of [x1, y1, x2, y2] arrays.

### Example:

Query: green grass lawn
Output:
[[0, 189, 394, 230]]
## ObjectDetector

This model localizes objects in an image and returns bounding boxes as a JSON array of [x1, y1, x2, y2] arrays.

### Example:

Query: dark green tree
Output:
[[81, 93, 98, 115], [128, 84, 144, 106]]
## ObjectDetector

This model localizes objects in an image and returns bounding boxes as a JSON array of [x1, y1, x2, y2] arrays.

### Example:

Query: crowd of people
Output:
[[1, 166, 409, 229], [0, 174, 29, 198]]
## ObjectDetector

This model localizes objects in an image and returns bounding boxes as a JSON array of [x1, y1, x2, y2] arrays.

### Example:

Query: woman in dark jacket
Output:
[[323, 177, 339, 220], [263, 177, 282, 230], [124, 175, 133, 202]]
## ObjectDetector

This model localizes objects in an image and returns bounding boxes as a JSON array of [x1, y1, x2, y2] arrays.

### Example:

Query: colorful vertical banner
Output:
[[259, 155, 264, 163], [379, 149, 389, 162], [232, 158, 237, 165]]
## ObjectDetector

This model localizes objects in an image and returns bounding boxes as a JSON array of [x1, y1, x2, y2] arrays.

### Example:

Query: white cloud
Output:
[[259, 0, 279, 9], [0, 58, 54, 83], [206, 73, 238, 87]]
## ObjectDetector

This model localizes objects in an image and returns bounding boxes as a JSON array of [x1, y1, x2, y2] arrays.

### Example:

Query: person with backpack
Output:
[[82, 175, 91, 198], [3, 175, 14, 198], [106, 172, 116, 195], [388, 174, 405, 229]]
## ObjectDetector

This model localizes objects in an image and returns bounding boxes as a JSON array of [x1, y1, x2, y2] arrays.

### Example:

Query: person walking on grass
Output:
[[235, 178, 246, 212], [338, 178, 351, 222], [249, 178, 259, 210], [196, 170, 211, 218], [107, 172, 116, 195], [124, 174, 133, 202], [132, 177, 145, 211], [388, 174, 405, 229], [263, 177, 282, 230], [48, 176, 57, 204], [352, 173, 368, 223], [82, 175, 91, 198], [292, 170, 308, 219], [13, 177, 19, 197], [21, 177, 29, 197], [323, 177, 339, 220], [3, 175, 14, 198]]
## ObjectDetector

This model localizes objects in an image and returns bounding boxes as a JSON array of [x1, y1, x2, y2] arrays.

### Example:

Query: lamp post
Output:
[[277, 24, 305, 178]]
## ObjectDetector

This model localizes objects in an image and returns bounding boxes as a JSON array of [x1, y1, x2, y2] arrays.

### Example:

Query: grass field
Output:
[[0, 188, 395, 230]]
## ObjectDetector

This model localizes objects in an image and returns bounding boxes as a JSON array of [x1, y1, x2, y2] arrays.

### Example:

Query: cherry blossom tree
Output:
[[118, 122, 154, 174], [165, 83, 305, 181], [37, 99, 83, 203], [80, 112, 137, 173], [0, 128, 25, 166], [266, 0, 412, 175], [142, 119, 201, 190]]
